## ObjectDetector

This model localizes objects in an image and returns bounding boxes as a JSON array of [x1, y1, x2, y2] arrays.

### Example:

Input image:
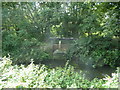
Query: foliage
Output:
[[67, 36, 119, 67], [2, 2, 120, 66], [2, 29, 51, 64], [0, 57, 119, 88]]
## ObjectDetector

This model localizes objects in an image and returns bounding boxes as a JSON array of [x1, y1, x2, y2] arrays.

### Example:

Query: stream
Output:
[[42, 38, 117, 80], [42, 59, 116, 80]]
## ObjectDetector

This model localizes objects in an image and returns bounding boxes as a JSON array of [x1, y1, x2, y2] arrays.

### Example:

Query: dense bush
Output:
[[67, 36, 120, 68], [0, 57, 119, 88], [2, 30, 51, 64]]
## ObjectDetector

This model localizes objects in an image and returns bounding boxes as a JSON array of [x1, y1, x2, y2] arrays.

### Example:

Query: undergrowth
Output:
[[0, 57, 119, 88]]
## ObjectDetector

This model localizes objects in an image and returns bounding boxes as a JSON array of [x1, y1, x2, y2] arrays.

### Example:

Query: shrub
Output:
[[2, 30, 51, 64], [0, 57, 119, 88], [67, 36, 119, 68]]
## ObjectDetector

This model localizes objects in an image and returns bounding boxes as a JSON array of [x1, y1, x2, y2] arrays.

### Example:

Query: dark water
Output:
[[42, 59, 116, 80], [75, 65, 116, 80]]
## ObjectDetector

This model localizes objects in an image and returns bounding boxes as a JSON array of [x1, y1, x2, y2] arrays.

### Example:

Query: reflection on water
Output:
[[42, 59, 116, 80]]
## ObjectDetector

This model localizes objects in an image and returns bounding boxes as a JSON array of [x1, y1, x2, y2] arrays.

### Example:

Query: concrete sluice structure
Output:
[[48, 37, 75, 60]]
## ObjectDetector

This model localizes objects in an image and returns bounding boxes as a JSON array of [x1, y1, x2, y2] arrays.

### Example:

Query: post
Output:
[[58, 40, 62, 49]]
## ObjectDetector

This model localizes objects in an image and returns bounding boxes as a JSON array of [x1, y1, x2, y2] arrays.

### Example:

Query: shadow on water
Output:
[[41, 59, 116, 80], [41, 59, 66, 68], [75, 65, 116, 80]]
